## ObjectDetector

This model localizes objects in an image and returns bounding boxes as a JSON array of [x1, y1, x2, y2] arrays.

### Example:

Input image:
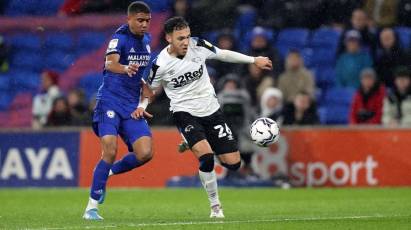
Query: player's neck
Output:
[[128, 27, 144, 38]]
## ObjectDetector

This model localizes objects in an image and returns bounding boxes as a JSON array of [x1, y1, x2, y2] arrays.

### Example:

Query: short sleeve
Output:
[[106, 34, 125, 56], [195, 38, 218, 59], [143, 56, 163, 89]]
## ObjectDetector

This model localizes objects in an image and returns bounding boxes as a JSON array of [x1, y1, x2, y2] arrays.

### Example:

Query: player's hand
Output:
[[125, 63, 139, 77], [254, 56, 273, 70], [131, 107, 153, 119]]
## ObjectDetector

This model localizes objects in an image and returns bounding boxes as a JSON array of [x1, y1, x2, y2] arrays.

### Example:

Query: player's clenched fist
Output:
[[131, 107, 153, 119], [254, 56, 273, 70], [124, 63, 139, 77]]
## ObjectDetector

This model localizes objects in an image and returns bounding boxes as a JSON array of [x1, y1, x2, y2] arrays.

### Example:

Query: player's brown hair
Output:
[[164, 16, 189, 34]]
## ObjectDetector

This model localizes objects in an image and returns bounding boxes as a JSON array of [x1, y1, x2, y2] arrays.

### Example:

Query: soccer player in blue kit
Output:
[[83, 1, 153, 220]]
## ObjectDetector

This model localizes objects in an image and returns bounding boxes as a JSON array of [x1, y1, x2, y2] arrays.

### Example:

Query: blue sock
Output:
[[110, 152, 142, 175], [90, 160, 112, 201]]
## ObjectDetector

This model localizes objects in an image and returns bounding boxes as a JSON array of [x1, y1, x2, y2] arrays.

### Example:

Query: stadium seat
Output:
[[395, 27, 411, 50], [319, 87, 356, 124], [310, 28, 341, 50], [323, 87, 356, 106], [202, 31, 220, 45], [9, 93, 32, 111], [5, 0, 64, 16], [10, 34, 42, 51], [44, 51, 75, 71], [10, 71, 40, 93], [77, 32, 107, 50], [143, 0, 170, 13], [234, 8, 257, 44], [310, 48, 337, 67], [44, 32, 73, 50], [78, 73, 103, 100], [276, 28, 309, 59], [11, 52, 43, 72], [313, 67, 337, 90], [33, 0, 64, 16], [0, 75, 10, 91], [0, 91, 14, 110], [318, 105, 351, 124]]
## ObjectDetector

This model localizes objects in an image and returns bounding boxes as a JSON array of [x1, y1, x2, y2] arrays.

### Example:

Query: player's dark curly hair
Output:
[[128, 1, 150, 15], [164, 16, 189, 34]]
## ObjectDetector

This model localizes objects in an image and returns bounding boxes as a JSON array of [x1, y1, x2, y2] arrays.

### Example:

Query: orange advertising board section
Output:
[[79, 128, 411, 187], [282, 129, 411, 187], [79, 129, 198, 187]]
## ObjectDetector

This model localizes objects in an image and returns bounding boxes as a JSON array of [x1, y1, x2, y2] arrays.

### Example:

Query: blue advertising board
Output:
[[0, 132, 80, 187]]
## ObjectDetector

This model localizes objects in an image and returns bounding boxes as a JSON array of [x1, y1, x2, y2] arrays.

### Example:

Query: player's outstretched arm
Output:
[[105, 53, 139, 77], [213, 49, 273, 70]]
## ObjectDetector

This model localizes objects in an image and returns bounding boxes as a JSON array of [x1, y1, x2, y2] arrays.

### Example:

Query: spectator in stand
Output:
[[375, 28, 409, 88], [46, 97, 72, 127], [260, 87, 283, 124], [336, 30, 373, 89], [282, 91, 319, 125], [382, 67, 411, 126], [244, 63, 274, 107], [320, 0, 363, 28], [67, 89, 90, 126], [0, 35, 9, 73], [350, 68, 385, 125], [171, 0, 203, 35], [338, 9, 377, 58], [278, 50, 315, 104], [363, 0, 398, 27], [32, 70, 61, 128], [58, 0, 85, 16], [249, 26, 281, 76], [217, 74, 252, 140]]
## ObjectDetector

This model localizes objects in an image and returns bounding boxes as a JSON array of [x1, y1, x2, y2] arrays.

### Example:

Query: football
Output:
[[250, 118, 280, 147]]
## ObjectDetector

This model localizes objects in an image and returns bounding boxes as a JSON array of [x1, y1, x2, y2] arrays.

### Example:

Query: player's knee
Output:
[[198, 153, 214, 172], [102, 142, 117, 163], [221, 161, 241, 171], [135, 147, 153, 163]]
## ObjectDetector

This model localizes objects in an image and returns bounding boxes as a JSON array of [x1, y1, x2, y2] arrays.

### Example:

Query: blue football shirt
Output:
[[96, 24, 151, 119]]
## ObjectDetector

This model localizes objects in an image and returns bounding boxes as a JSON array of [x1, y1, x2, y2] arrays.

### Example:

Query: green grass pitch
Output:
[[0, 188, 410, 229]]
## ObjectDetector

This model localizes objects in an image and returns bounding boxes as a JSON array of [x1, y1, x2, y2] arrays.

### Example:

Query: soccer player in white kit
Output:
[[144, 17, 272, 218]]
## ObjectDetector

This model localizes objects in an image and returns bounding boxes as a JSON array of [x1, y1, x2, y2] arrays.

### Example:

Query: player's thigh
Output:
[[172, 111, 211, 156], [119, 118, 152, 154], [92, 105, 121, 160], [203, 110, 239, 155], [217, 151, 241, 164], [191, 139, 214, 159]]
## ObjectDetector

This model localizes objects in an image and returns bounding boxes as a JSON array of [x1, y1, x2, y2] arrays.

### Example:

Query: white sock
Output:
[[85, 197, 99, 211], [198, 170, 220, 207], [108, 169, 114, 177]]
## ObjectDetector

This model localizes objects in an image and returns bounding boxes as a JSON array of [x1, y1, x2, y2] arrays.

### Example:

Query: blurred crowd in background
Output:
[[0, 0, 410, 134]]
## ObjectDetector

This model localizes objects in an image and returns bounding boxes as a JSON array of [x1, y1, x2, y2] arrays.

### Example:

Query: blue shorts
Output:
[[92, 101, 151, 152]]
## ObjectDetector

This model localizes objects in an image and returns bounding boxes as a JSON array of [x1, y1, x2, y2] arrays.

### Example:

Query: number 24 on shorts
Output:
[[214, 123, 233, 139]]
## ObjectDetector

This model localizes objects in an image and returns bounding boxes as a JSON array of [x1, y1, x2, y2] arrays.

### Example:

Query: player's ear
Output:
[[165, 33, 172, 43]]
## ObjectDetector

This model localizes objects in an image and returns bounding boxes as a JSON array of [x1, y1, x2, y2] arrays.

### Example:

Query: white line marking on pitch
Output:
[[24, 214, 411, 230]]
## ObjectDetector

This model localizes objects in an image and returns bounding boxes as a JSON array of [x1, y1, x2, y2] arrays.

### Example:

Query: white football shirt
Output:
[[146, 37, 221, 117]]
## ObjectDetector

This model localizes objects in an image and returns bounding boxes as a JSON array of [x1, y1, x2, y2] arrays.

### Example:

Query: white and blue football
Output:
[[250, 118, 280, 147]]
